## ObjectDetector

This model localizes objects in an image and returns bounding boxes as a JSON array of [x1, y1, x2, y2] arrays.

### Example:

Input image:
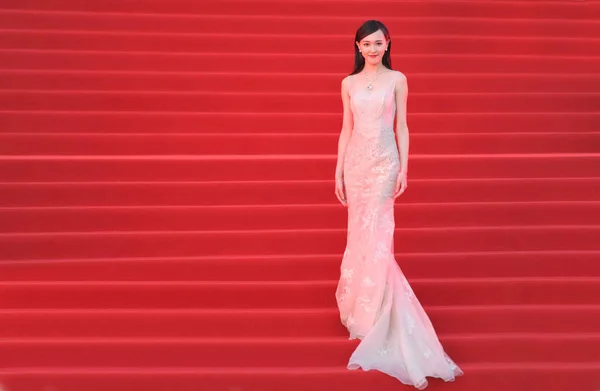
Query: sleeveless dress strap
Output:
[[348, 74, 356, 96]]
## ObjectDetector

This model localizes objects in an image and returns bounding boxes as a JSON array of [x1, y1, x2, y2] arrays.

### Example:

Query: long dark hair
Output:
[[350, 20, 393, 75]]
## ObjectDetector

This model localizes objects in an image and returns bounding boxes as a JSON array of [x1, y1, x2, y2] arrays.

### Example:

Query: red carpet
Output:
[[1, 1, 600, 390]]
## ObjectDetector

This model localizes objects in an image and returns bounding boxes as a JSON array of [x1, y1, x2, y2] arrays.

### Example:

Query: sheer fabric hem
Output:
[[347, 361, 463, 390]]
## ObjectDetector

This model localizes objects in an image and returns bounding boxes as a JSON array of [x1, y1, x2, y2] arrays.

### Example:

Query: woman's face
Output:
[[356, 29, 388, 66]]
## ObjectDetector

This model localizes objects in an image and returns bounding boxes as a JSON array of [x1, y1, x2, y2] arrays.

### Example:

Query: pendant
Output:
[[367, 84, 373, 90]]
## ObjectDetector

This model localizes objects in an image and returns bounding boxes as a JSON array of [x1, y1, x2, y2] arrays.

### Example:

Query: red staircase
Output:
[[1, 1, 599, 390]]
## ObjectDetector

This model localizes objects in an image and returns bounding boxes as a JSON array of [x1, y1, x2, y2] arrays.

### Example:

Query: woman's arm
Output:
[[395, 73, 410, 176], [335, 76, 354, 180]]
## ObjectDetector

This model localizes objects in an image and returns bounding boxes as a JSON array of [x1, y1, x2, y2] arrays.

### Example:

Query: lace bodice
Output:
[[349, 70, 401, 139]]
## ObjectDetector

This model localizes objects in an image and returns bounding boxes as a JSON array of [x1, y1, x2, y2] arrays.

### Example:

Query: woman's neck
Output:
[[362, 63, 385, 73]]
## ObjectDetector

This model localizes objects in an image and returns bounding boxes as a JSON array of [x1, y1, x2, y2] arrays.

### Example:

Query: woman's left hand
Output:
[[394, 171, 407, 198]]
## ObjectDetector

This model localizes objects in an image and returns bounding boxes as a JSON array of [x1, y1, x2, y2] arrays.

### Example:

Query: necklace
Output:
[[364, 68, 382, 90]]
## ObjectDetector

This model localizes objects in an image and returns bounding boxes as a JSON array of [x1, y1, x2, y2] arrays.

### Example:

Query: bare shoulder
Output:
[[392, 70, 407, 93], [341, 74, 353, 88], [341, 74, 354, 95], [392, 70, 407, 82]]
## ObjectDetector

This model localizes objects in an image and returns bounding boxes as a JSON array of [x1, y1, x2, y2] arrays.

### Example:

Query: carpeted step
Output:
[[0, 333, 598, 367], [2, 11, 599, 37], [1, 154, 599, 182], [2, 202, 600, 232], [2, 226, 600, 260], [3, 90, 599, 113], [1, 364, 599, 391], [1, 305, 599, 338], [3, 30, 600, 57], [3, 71, 600, 93], [1, 178, 599, 207], [1, 132, 598, 155], [3, 50, 599, 73], [3, 0, 600, 19], [1, 278, 599, 308], [1, 252, 599, 281], [3, 111, 598, 134]]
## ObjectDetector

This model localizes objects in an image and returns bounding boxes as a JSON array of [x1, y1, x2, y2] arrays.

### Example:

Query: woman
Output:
[[334, 20, 464, 389]]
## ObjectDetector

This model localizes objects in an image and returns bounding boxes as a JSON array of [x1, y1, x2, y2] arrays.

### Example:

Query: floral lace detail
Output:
[[357, 295, 374, 312], [361, 276, 376, 287], [342, 268, 354, 282], [337, 286, 350, 303], [401, 274, 415, 299]]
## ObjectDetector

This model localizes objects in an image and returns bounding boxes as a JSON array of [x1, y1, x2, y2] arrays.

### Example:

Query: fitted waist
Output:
[[353, 124, 394, 131], [352, 126, 395, 138]]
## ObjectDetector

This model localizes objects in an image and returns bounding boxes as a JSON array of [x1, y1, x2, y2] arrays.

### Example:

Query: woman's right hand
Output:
[[335, 176, 347, 207]]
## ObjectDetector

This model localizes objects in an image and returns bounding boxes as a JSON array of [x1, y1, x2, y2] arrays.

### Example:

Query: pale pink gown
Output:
[[336, 70, 463, 389]]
